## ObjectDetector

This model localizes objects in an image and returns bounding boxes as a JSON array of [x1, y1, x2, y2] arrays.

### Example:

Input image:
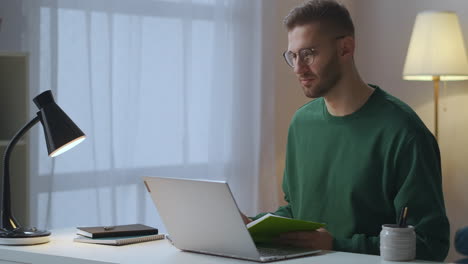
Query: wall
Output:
[[273, 0, 468, 262]]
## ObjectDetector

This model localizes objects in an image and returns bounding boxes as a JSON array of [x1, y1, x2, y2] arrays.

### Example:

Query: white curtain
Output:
[[22, 0, 278, 231]]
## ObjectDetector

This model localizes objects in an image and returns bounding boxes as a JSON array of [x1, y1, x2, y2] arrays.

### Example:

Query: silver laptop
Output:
[[143, 176, 321, 262]]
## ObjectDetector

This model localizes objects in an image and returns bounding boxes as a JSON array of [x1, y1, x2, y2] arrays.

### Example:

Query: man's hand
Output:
[[275, 228, 333, 250], [240, 211, 253, 224]]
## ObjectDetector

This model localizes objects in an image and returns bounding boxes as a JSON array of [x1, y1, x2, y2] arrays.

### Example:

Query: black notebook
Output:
[[76, 224, 158, 239]]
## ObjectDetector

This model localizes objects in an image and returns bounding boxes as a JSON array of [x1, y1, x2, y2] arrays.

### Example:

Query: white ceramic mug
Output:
[[380, 224, 416, 261]]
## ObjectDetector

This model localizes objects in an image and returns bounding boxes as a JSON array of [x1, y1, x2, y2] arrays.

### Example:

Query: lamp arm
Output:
[[1, 115, 40, 230]]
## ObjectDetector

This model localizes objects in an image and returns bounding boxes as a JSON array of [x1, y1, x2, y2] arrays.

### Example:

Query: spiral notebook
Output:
[[74, 234, 165, 246]]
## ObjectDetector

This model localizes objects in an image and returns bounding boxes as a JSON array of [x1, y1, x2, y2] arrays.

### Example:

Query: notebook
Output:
[[76, 224, 158, 238], [247, 213, 325, 243], [143, 176, 321, 262], [74, 234, 165, 246]]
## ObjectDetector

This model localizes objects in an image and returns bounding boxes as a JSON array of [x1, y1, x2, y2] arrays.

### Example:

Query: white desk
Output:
[[0, 229, 437, 264]]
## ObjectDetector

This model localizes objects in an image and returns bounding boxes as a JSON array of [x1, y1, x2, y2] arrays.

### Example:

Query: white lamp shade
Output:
[[403, 11, 468, 81]]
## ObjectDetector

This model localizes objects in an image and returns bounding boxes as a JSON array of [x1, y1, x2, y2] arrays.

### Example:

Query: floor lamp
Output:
[[403, 11, 468, 140]]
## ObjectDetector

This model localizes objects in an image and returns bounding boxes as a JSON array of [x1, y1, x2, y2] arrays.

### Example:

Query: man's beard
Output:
[[301, 54, 342, 99]]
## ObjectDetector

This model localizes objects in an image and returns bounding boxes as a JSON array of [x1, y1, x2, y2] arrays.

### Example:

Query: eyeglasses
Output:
[[282, 36, 346, 68], [283, 48, 316, 68]]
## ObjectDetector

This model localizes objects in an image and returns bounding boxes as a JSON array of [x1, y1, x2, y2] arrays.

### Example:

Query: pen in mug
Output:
[[398, 207, 408, 227], [401, 207, 408, 227]]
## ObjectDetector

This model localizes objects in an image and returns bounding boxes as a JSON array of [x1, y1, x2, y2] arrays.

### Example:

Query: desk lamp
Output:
[[0, 90, 86, 245], [403, 11, 468, 140]]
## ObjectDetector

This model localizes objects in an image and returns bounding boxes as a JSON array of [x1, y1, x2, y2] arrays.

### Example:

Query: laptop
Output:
[[142, 176, 321, 262]]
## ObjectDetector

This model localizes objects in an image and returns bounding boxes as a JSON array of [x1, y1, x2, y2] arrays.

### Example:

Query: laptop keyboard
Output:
[[257, 246, 314, 257]]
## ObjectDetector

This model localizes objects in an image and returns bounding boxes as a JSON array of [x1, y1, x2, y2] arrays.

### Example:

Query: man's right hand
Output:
[[240, 211, 253, 225]]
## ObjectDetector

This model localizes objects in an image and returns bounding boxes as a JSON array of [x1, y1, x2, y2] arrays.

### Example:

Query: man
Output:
[[241, 0, 450, 261]]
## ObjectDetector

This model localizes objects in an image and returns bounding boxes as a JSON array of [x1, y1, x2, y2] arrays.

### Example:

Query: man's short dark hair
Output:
[[284, 0, 354, 36]]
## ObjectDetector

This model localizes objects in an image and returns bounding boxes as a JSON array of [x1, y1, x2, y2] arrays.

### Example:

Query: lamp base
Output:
[[0, 227, 50, 245]]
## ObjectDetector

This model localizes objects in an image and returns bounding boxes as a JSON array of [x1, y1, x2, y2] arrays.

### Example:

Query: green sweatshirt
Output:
[[263, 85, 449, 261]]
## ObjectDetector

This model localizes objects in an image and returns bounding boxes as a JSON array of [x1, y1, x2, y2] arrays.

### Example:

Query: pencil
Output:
[[398, 206, 406, 227], [401, 207, 408, 227]]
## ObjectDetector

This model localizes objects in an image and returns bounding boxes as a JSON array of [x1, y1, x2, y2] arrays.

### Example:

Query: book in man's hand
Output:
[[76, 224, 158, 239], [74, 234, 165, 246], [246, 213, 326, 243]]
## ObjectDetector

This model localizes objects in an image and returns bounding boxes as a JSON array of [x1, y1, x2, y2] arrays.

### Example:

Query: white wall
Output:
[[273, 0, 468, 262]]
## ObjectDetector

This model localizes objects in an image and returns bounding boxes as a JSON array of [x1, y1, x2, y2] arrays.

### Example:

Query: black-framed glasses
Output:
[[282, 35, 347, 68]]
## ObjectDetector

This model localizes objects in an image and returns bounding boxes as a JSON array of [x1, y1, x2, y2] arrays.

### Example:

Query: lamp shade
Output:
[[403, 11, 468, 81], [33, 90, 86, 157]]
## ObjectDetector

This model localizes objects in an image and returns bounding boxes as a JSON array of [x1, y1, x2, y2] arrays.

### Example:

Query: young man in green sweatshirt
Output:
[[241, 0, 450, 261]]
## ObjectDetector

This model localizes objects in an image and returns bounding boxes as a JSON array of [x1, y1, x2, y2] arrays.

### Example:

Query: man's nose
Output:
[[293, 59, 309, 74]]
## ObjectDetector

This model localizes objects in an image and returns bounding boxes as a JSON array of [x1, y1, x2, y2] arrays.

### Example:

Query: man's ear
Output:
[[340, 36, 355, 58]]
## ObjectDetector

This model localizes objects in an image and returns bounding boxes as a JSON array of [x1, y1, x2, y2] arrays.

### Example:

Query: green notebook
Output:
[[247, 213, 326, 243]]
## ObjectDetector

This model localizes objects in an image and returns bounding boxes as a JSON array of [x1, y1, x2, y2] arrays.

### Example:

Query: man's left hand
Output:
[[275, 228, 333, 250]]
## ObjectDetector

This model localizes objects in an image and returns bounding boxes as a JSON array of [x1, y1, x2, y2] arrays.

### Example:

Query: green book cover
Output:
[[247, 213, 326, 243]]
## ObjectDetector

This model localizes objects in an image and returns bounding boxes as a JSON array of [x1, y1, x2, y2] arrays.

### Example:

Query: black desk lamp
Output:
[[0, 90, 86, 245]]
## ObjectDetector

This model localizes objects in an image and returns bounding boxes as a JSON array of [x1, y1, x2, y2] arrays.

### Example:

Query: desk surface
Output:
[[0, 229, 437, 264]]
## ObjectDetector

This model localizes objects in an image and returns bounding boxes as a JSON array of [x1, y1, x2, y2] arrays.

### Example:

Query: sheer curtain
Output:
[[22, 0, 278, 231]]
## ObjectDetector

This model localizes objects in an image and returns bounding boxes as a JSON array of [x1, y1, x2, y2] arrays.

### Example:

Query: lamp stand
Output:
[[1, 116, 51, 245], [433, 76, 440, 140]]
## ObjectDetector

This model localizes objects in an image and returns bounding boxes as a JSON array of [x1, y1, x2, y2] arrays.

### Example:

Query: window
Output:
[[29, 0, 264, 229]]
